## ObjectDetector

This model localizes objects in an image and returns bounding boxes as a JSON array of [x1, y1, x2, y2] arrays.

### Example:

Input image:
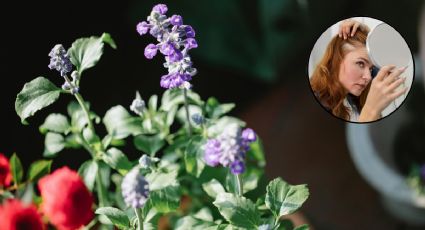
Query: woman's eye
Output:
[[356, 61, 365, 68]]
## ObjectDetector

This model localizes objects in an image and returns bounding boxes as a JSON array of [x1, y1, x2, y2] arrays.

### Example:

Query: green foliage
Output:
[[265, 178, 309, 218], [13, 31, 309, 230], [15, 77, 61, 124], [10, 153, 23, 186]]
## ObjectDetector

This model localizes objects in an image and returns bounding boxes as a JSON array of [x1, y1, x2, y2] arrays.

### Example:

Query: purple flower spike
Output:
[[138, 4, 198, 88], [137, 21, 150, 35], [144, 44, 158, 59], [204, 139, 222, 166], [185, 38, 198, 49], [230, 160, 245, 175], [242, 128, 257, 142], [170, 15, 183, 26], [152, 4, 168, 14], [184, 25, 196, 38]]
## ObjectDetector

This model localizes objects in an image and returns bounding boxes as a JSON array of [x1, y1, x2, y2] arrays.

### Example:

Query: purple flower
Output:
[[144, 44, 158, 59], [121, 168, 150, 208], [160, 73, 191, 89], [230, 160, 245, 174], [48, 44, 73, 77], [191, 113, 205, 125], [185, 38, 198, 49], [170, 15, 183, 26], [152, 4, 168, 14], [184, 25, 196, 38], [137, 3, 198, 89], [137, 21, 150, 35], [242, 128, 256, 142], [204, 139, 221, 166], [167, 49, 183, 62], [160, 42, 175, 56]]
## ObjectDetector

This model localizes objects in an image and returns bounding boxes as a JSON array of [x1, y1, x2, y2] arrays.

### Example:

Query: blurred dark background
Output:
[[2, 0, 425, 229]]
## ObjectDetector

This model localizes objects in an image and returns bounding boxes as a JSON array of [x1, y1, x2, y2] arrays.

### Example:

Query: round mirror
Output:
[[367, 23, 412, 69]]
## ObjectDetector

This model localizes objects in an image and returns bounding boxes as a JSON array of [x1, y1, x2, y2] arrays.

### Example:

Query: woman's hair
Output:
[[310, 25, 370, 120]]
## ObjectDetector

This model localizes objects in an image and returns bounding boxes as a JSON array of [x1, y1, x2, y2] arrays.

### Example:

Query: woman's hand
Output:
[[339, 19, 362, 39], [359, 65, 408, 122]]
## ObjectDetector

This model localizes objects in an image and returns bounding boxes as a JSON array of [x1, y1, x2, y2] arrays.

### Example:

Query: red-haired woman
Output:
[[310, 19, 407, 122]]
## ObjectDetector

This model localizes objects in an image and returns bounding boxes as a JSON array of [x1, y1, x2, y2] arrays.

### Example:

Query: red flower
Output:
[[0, 199, 44, 230], [38, 167, 93, 230], [0, 153, 12, 187]]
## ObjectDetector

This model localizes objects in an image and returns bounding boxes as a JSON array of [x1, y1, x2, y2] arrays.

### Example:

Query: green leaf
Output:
[[39, 113, 71, 134], [265, 178, 309, 218], [10, 153, 23, 185], [202, 179, 226, 199], [101, 33, 117, 49], [148, 95, 158, 113], [160, 88, 203, 112], [176, 216, 218, 230], [15, 77, 61, 124], [83, 127, 100, 144], [133, 134, 165, 157], [27, 160, 52, 182], [78, 160, 98, 191], [68, 33, 114, 75], [103, 105, 143, 139], [145, 170, 178, 191], [150, 185, 180, 213], [66, 101, 99, 131], [102, 148, 132, 175], [246, 138, 266, 168], [44, 132, 65, 157], [95, 207, 129, 229], [205, 97, 235, 119], [213, 193, 260, 229], [184, 135, 206, 177]]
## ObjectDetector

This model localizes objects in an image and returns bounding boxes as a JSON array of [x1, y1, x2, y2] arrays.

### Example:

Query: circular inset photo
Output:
[[308, 17, 414, 123]]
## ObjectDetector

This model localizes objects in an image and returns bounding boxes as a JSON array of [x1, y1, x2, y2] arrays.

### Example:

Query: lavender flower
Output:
[[121, 168, 150, 208], [204, 139, 221, 166], [130, 91, 145, 116], [48, 44, 72, 77], [203, 124, 257, 174], [230, 160, 245, 175], [137, 3, 198, 89]]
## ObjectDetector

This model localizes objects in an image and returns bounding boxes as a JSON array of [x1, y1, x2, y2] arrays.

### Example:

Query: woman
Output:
[[310, 19, 407, 122]]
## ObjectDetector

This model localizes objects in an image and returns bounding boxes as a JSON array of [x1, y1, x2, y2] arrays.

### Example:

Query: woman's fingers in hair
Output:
[[351, 22, 360, 36], [375, 65, 396, 81]]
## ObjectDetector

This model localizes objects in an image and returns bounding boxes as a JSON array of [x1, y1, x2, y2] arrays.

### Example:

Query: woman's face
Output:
[[338, 47, 373, 96]]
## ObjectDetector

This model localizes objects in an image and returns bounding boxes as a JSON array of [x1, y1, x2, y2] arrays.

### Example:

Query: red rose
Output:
[[0, 153, 12, 187], [0, 199, 44, 230], [38, 166, 94, 230]]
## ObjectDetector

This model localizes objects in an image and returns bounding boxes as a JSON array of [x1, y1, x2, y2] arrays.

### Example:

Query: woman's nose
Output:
[[363, 69, 372, 81]]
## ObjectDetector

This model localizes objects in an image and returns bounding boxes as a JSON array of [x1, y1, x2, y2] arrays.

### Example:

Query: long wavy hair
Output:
[[310, 26, 370, 120]]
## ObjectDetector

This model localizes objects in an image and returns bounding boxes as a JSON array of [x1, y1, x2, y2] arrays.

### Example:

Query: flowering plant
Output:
[[2, 3, 309, 230]]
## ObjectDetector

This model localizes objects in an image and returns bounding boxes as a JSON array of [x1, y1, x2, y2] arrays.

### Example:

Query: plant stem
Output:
[[236, 174, 243, 196], [183, 88, 192, 137], [95, 166, 108, 207], [74, 93, 95, 132], [134, 208, 143, 230]]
